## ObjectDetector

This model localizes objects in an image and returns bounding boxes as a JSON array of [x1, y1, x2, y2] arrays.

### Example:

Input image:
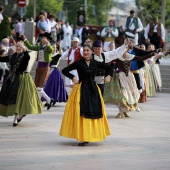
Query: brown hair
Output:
[[39, 15, 44, 20]]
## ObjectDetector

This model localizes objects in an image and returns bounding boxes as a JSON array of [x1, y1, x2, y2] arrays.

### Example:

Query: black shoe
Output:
[[17, 115, 26, 123], [13, 123, 18, 127], [52, 101, 56, 106], [78, 142, 86, 146], [47, 99, 54, 110], [84, 142, 89, 144]]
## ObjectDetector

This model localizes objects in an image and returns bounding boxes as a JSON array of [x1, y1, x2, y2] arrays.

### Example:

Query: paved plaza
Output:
[[0, 88, 170, 170]]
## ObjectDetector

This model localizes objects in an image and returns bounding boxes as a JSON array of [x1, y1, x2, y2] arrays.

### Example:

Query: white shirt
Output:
[[61, 47, 83, 64], [49, 20, 56, 32], [101, 27, 119, 38], [144, 23, 165, 40], [123, 17, 143, 32]]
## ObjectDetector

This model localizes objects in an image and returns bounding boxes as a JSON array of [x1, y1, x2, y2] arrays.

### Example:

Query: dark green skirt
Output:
[[0, 73, 42, 117]]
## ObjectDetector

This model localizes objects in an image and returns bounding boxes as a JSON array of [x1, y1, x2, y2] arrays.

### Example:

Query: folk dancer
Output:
[[101, 20, 119, 52], [0, 42, 42, 126], [92, 39, 130, 96], [21, 32, 54, 110], [60, 44, 112, 146], [123, 10, 143, 45]]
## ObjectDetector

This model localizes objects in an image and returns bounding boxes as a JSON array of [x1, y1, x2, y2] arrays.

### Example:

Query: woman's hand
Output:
[[20, 34, 26, 40], [104, 75, 111, 83], [72, 77, 79, 84], [154, 53, 162, 59]]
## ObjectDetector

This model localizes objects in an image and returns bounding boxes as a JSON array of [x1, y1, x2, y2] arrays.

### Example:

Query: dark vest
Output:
[[92, 53, 105, 76]]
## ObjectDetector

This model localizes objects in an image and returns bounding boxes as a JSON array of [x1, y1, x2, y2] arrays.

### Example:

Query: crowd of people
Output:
[[0, 6, 170, 146]]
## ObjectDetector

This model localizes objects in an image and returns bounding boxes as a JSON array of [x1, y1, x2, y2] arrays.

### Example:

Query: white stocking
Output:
[[37, 87, 51, 104], [37, 87, 43, 98], [41, 90, 51, 104], [13, 115, 18, 124]]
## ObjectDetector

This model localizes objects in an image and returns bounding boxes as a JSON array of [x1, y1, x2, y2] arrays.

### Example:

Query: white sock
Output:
[[13, 115, 18, 124], [37, 87, 43, 98], [41, 90, 51, 104]]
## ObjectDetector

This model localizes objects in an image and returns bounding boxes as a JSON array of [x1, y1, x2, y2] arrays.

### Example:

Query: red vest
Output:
[[67, 47, 82, 65]]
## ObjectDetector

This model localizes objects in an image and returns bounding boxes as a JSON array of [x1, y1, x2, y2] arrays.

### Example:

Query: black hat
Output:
[[39, 32, 52, 40], [93, 40, 103, 47], [130, 10, 135, 14]]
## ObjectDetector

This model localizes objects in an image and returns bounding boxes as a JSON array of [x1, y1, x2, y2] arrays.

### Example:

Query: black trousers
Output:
[[133, 73, 142, 90], [97, 84, 105, 96], [0, 69, 9, 82], [149, 33, 161, 49]]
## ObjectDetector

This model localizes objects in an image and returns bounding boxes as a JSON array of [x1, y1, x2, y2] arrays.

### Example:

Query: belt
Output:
[[105, 37, 115, 42]]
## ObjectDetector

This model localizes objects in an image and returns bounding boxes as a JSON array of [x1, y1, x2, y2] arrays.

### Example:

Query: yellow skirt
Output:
[[59, 83, 111, 142]]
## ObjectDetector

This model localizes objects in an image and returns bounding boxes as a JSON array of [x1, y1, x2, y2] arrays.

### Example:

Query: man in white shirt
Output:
[[123, 10, 143, 46], [101, 20, 119, 51], [49, 14, 57, 42], [62, 22, 73, 50], [144, 16, 165, 50]]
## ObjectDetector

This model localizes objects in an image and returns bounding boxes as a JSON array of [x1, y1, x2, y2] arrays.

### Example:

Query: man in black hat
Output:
[[123, 10, 143, 46], [21, 32, 54, 110], [92, 39, 130, 95]]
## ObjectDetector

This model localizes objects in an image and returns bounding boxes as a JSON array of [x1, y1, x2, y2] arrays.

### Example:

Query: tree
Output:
[[24, 0, 63, 19], [135, 0, 170, 29], [63, 0, 114, 26], [0, 16, 11, 40]]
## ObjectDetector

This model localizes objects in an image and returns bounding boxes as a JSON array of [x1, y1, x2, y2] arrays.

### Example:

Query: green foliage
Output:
[[135, 0, 170, 29], [25, 0, 63, 19], [0, 15, 11, 40], [63, 0, 113, 26]]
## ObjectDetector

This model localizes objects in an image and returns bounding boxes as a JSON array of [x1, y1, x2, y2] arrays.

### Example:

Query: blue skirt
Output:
[[43, 68, 68, 102]]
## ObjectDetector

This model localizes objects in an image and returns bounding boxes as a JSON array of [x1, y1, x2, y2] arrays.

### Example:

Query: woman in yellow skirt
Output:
[[60, 44, 111, 146]]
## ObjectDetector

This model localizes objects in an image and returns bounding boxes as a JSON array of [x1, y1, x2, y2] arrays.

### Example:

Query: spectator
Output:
[[0, 49, 9, 83], [49, 14, 57, 42], [15, 18, 23, 41], [62, 21, 73, 50]]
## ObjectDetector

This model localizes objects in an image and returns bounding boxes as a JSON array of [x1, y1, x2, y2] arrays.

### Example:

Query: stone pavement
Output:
[[0, 86, 170, 170]]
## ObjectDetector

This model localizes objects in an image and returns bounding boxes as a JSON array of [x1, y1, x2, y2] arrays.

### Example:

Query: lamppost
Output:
[[33, 0, 36, 19], [161, 0, 165, 26]]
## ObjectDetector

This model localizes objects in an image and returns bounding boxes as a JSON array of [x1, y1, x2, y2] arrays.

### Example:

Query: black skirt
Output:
[[0, 74, 20, 105]]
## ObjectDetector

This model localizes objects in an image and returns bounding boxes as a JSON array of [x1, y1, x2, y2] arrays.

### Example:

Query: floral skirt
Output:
[[60, 83, 110, 142], [103, 72, 139, 111], [0, 73, 42, 117]]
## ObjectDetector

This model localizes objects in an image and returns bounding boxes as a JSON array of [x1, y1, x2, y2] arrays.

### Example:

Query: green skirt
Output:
[[103, 73, 137, 111], [0, 73, 42, 117]]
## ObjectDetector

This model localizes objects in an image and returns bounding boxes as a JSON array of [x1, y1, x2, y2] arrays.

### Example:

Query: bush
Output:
[[0, 15, 11, 40]]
